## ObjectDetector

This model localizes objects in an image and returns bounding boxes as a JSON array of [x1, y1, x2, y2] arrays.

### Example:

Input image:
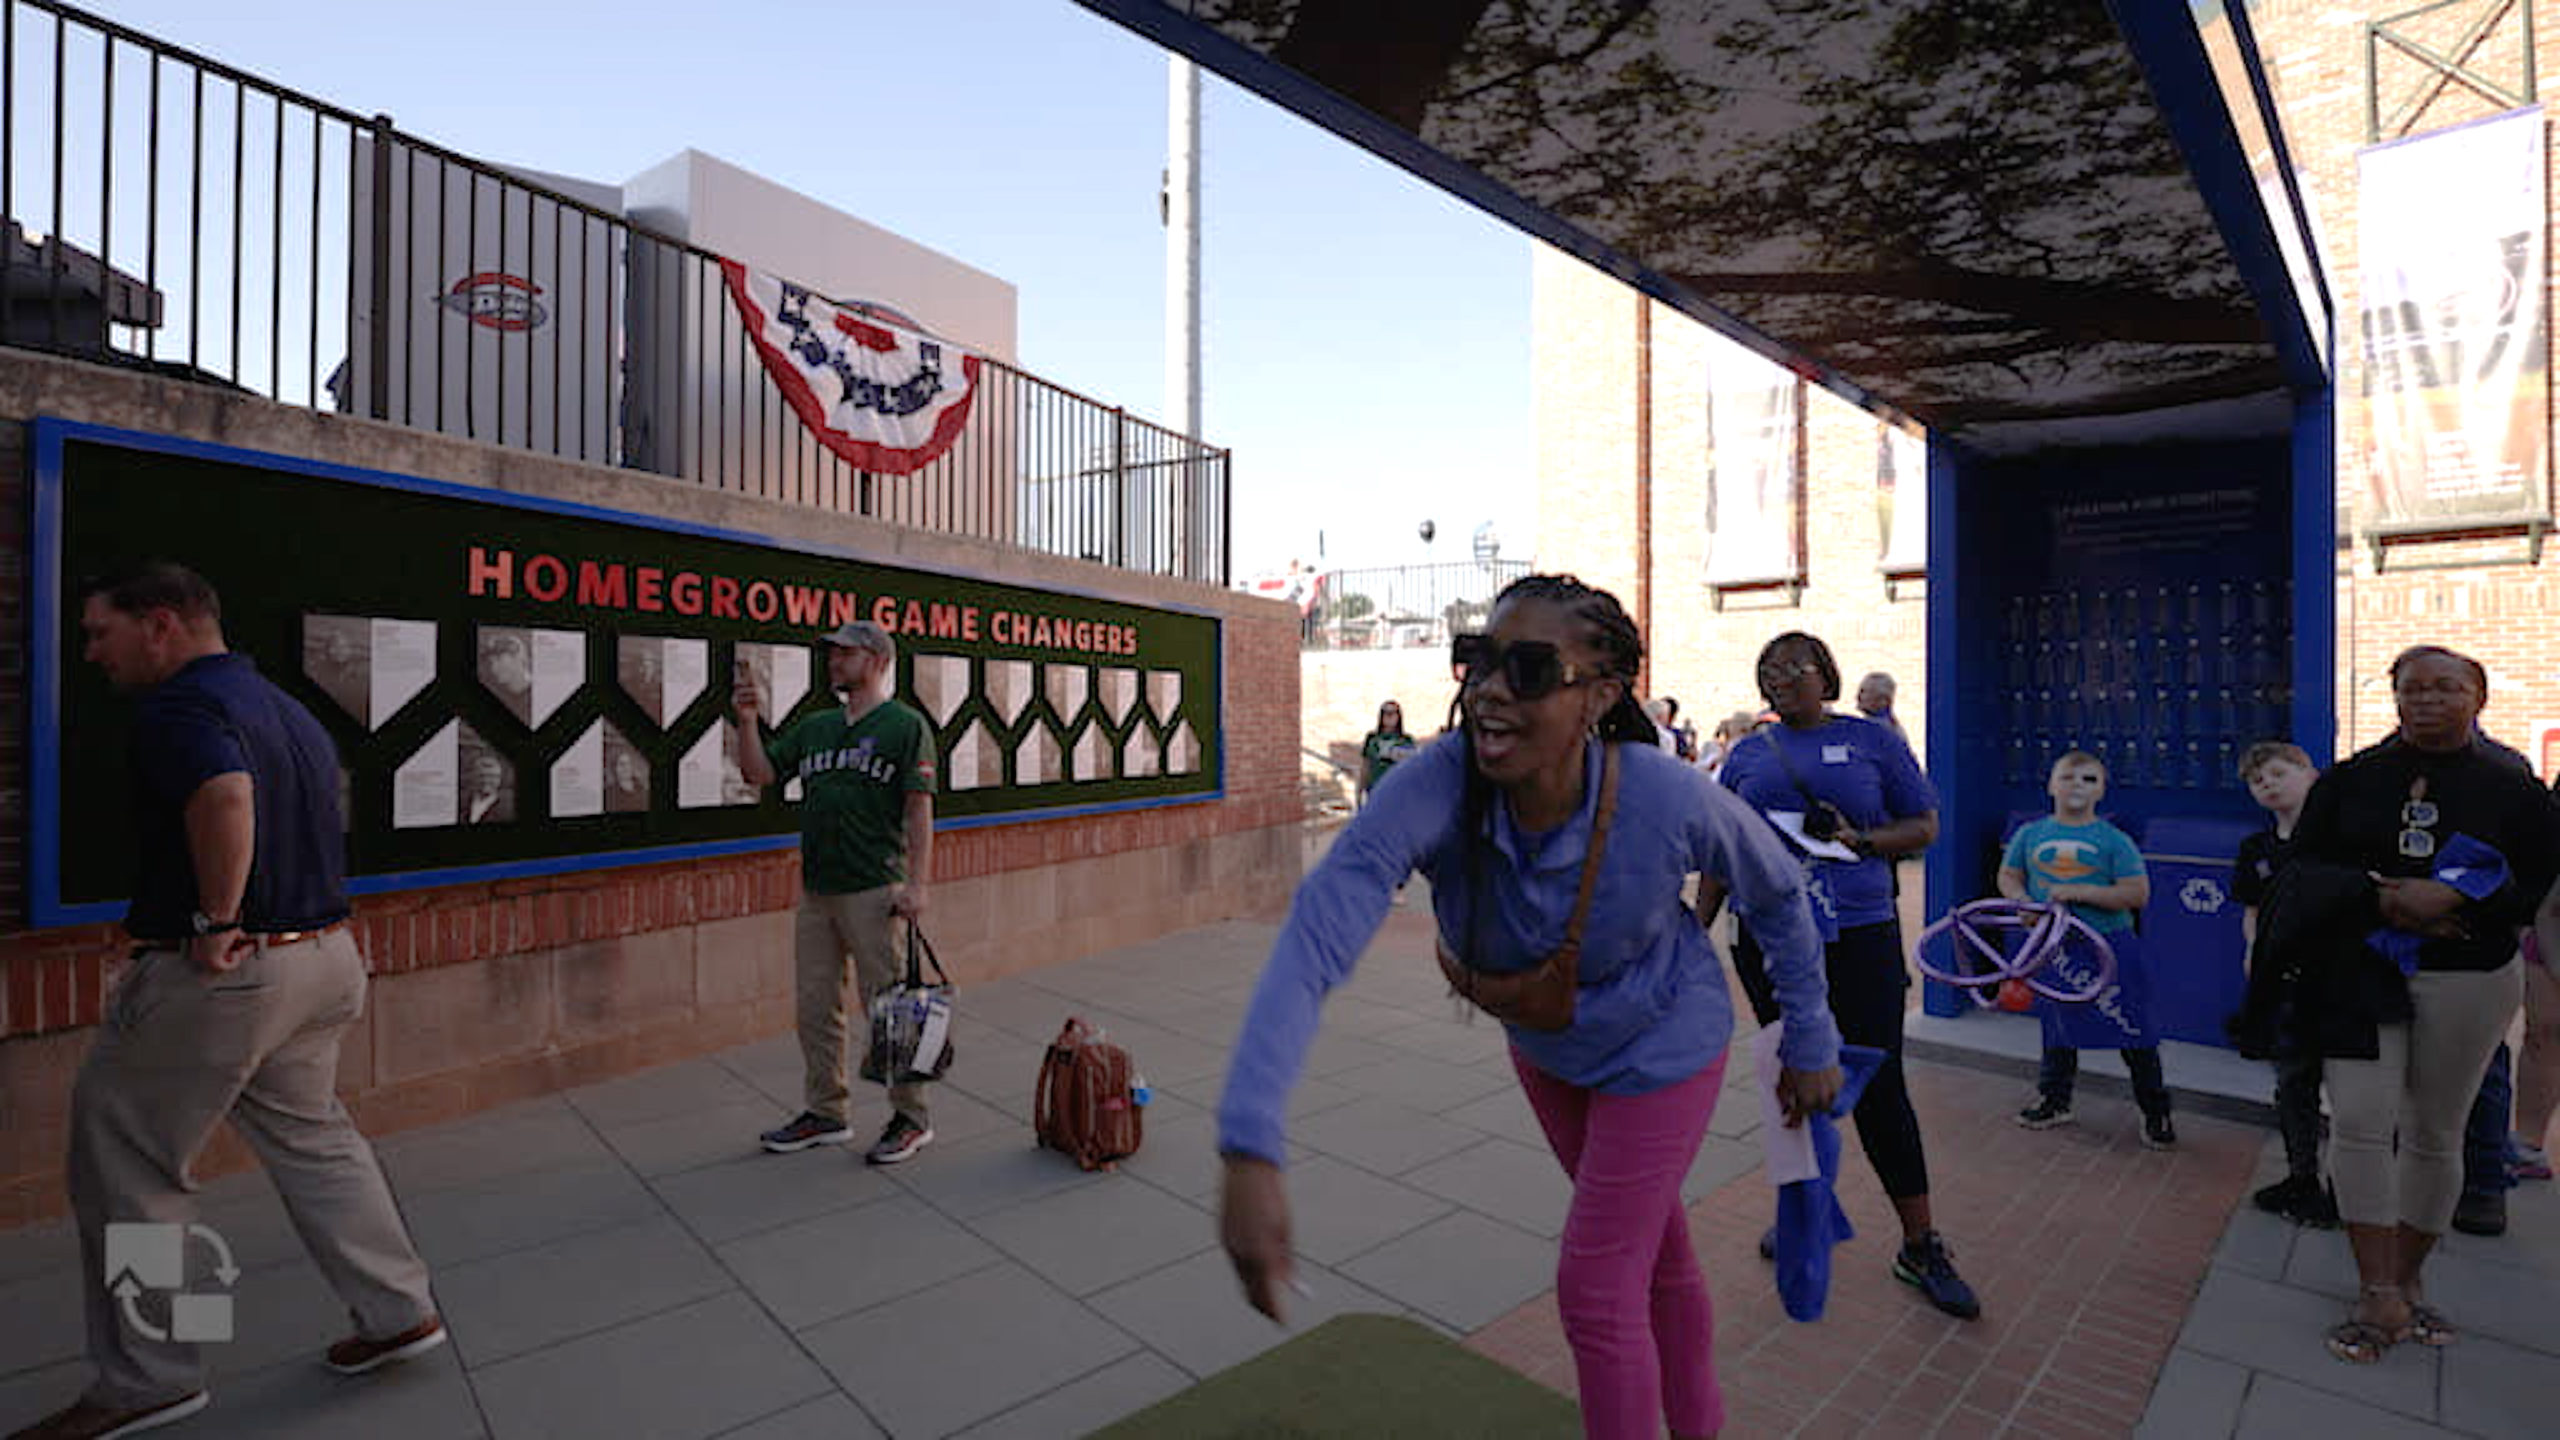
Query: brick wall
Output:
[[0, 347, 1302, 1225], [1531, 251, 1928, 756], [2248, 2, 2560, 761]]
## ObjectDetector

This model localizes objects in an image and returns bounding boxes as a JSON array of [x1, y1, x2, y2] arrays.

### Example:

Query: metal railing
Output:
[[1299, 559, 1531, 651], [0, 0, 1229, 582]]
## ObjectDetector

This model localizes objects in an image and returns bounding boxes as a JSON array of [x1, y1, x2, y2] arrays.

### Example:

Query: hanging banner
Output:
[[1877, 424, 1928, 575], [2357, 106, 2549, 533], [1703, 334, 1801, 587], [721, 260, 983, 475]]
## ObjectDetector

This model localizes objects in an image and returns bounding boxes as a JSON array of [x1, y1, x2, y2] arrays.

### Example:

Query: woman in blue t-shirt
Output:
[[1719, 630, 1980, 1321]]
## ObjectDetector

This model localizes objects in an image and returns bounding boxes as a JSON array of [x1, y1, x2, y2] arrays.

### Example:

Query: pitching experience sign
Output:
[[28, 419, 1222, 926]]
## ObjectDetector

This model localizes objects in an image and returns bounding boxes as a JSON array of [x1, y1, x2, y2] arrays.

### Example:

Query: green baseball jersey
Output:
[[762, 699, 938, 894]]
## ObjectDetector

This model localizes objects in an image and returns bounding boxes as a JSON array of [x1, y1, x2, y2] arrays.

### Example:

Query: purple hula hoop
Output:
[[1910, 898, 2117, 1007]]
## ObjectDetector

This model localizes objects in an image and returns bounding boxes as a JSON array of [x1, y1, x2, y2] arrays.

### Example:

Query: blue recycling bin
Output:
[[2139, 816, 2261, 1046]]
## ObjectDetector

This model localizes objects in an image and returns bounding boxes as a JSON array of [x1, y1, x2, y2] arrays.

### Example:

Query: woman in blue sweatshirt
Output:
[[1217, 574, 1841, 1440]]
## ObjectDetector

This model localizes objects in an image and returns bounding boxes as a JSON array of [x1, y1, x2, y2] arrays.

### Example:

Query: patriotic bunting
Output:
[[721, 259, 982, 475]]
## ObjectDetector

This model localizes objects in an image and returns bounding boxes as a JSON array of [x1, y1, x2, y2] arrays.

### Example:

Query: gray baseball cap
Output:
[[820, 619, 891, 652]]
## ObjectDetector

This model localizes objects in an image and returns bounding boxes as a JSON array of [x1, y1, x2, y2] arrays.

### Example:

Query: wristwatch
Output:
[[188, 910, 241, 937]]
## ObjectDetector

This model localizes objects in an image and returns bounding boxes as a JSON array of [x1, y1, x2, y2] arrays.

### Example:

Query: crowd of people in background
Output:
[[1334, 604, 2560, 1410]]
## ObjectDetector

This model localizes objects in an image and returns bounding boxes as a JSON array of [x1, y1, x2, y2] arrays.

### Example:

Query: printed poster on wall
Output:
[[2357, 105, 2550, 532], [1877, 425, 1927, 575], [1702, 332, 1802, 587]]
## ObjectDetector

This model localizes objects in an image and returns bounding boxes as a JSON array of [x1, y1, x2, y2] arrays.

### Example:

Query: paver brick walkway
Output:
[[0, 900, 2547, 1438]]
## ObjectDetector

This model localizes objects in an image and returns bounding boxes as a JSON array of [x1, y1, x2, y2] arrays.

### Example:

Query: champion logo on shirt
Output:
[[2028, 837, 2102, 881]]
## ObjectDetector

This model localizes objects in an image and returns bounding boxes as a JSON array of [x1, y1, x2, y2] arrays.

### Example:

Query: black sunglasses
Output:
[[1451, 634, 1590, 700]]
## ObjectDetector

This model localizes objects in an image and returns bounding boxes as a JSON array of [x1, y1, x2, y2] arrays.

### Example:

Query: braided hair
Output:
[[1450, 573, 1657, 744]]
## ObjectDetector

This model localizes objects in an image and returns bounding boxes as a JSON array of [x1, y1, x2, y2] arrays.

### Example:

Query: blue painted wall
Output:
[[1922, 419, 2334, 1032]]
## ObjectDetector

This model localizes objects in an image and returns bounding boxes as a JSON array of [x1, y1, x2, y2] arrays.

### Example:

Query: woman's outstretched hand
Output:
[[1776, 1064, 1844, 1127], [1220, 1154, 1296, 1323]]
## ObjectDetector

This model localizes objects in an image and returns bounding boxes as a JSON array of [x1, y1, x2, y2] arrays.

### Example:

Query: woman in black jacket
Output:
[[2271, 646, 2560, 1364]]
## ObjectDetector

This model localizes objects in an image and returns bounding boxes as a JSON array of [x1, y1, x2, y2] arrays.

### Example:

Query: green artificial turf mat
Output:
[[1089, 1313, 1579, 1438]]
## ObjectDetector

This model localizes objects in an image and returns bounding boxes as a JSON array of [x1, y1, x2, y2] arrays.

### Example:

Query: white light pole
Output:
[[1163, 57, 1203, 575]]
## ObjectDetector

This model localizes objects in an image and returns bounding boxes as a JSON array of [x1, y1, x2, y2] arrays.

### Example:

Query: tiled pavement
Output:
[[0, 902, 2549, 1438]]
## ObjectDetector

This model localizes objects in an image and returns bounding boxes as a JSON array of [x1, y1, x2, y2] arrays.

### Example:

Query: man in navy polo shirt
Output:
[[12, 565, 443, 1440]]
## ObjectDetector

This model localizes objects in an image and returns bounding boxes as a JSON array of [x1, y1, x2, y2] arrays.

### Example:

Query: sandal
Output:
[[2325, 1317, 2404, 1364], [2406, 1302, 2456, 1347]]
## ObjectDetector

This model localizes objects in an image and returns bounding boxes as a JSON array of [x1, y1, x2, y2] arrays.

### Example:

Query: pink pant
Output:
[[1514, 1049, 1728, 1440]]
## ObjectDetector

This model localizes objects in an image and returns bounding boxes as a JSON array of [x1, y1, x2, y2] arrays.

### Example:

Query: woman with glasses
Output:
[[1218, 574, 1841, 1440], [2267, 644, 2560, 1363], [1716, 631, 1979, 1320]]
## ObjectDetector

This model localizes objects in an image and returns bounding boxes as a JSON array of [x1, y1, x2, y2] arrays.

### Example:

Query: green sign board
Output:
[[29, 419, 1223, 926]]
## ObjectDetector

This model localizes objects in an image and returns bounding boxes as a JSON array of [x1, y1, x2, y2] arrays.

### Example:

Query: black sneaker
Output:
[[865, 1115, 934, 1166], [1891, 1231, 1982, 1320], [2142, 1113, 2178, 1150], [2253, 1174, 2335, 1226], [759, 1112, 853, 1154], [2253, 1174, 2316, 1216], [2451, 1188, 2507, 1237], [2016, 1097, 2073, 1129]]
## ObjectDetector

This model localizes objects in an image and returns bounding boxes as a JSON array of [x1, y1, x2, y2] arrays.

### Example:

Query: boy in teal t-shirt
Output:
[[1999, 751, 2175, 1149]]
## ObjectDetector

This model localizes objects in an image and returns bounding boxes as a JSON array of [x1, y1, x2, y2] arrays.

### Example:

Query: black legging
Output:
[[1734, 918, 1931, 1201]]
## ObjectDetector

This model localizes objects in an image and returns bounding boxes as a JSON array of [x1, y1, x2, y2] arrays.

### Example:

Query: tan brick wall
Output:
[[1532, 249, 1928, 757], [2248, 2, 2560, 763], [0, 347, 1302, 1224]]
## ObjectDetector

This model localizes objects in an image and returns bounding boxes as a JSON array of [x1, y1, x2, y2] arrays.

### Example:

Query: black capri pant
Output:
[[1734, 918, 1931, 1201]]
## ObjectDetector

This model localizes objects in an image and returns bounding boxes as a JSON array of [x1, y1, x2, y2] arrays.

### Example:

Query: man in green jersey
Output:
[[735, 620, 940, 1165]]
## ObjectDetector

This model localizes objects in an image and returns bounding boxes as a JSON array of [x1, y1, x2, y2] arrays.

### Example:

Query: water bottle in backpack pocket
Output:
[[1033, 1017, 1143, 1171]]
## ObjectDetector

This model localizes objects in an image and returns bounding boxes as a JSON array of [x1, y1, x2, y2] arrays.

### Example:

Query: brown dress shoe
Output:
[[6, 1390, 209, 1440], [323, 1314, 448, 1375]]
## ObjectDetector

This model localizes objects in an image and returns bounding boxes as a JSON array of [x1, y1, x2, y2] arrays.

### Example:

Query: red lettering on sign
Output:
[[635, 567, 664, 612], [872, 596, 900, 630], [929, 602, 962, 639], [525, 554, 569, 603], [709, 575, 741, 619], [900, 600, 925, 634], [467, 546, 514, 599], [830, 592, 858, 626], [575, 561, 627, 608], [670, 571, 704, 616], [746, 581, 779, 622], [962, 606, 980, 641], [782, 585, 826, 627]]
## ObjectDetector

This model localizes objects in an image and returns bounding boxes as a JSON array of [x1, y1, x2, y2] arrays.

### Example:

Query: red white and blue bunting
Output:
[[721, 260, 982, 475]]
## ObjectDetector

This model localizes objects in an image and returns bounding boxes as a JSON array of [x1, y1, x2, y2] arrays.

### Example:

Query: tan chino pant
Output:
[[794, 887, 929, 1130], [70, 930, 434, 1407], [2327, 960, 2526, 1233]]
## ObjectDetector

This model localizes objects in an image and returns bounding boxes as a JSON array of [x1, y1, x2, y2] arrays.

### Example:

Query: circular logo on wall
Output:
[[435, 272, 549, 332], [2180, 877, 2226, 915]]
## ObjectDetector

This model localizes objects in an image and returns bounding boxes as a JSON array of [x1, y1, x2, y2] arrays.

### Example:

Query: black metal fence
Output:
[[1300, 559, 1531, 651], [0, 0, 1229, 582]]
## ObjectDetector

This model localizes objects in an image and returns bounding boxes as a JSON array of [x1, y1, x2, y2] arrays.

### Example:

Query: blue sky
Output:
[[80, 0, 1540, 579]]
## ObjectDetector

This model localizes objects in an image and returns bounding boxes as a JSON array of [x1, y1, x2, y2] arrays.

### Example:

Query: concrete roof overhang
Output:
[[1077, 0, 2330, 456]]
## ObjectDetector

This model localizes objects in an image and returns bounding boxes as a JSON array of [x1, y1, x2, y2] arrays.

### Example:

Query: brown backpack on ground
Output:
[[1034, 1017, 1143, 1171]]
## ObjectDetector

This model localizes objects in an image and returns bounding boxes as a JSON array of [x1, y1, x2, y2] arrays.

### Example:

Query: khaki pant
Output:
[[794, 888, 928, 1129], [71, 931, 434, 1408], [2328, 961, 2525, 1233]]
